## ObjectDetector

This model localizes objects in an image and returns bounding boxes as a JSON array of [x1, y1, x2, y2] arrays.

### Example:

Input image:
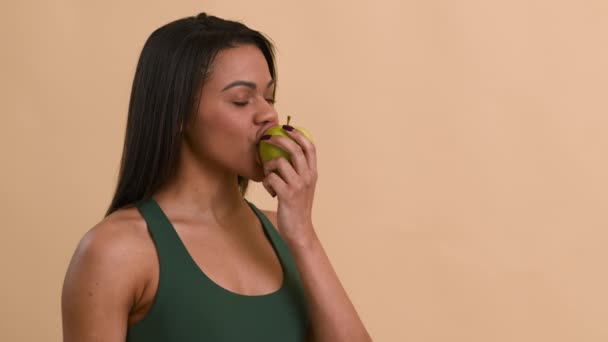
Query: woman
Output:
[[61, 12, 372, 341]]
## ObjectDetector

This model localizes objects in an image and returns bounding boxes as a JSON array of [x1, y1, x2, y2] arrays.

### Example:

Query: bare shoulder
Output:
[[75, 206, 157, 285], [73, 207, 153, 267], [63, 206, 155, 292], [62, 206, 156, 339]]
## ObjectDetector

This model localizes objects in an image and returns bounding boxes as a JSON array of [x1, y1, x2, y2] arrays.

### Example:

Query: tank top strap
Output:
[[135, 197, 194, 280], [245, 200, 281, 248], [244, 200, 306, 289]]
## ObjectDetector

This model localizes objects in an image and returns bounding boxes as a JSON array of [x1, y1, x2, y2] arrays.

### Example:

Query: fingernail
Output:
[[282, 125, 294, 132], [260, 135, 272, 140]]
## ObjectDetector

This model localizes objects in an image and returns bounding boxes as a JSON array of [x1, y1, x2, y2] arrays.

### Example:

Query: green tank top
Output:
[[126, 197, 310, 341]]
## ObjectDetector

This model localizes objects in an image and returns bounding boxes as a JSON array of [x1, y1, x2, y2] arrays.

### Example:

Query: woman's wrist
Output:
[[283, 224, 319, 250]]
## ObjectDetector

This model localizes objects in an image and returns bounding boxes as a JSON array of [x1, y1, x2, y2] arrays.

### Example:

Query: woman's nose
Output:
[[256, 99, 278, 122]]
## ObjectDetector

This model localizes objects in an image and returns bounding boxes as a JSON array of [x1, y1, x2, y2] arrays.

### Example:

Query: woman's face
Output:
[[184, 44, 279, 182]]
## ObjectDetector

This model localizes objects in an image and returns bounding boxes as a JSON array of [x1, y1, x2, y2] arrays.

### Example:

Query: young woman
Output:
[[61, 12, 372, 341]]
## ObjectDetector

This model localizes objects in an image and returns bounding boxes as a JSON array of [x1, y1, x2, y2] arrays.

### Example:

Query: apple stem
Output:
[[287, 115, 291, 125]]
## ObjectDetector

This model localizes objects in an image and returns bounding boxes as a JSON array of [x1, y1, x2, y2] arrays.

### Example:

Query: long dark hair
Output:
[[105, 12, 277, 217]]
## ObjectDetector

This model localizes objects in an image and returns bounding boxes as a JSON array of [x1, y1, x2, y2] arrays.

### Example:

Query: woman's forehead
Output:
[[207, 45, 272, 89]]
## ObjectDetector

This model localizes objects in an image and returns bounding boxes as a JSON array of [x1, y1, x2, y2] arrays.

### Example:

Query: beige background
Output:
[[1, 0, 607, 341]]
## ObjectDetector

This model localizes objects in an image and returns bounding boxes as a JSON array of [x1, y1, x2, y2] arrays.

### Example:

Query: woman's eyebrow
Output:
[[221, 79, 275, 92]]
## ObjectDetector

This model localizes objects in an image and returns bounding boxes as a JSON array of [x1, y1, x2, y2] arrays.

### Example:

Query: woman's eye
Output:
[[232, 98, 275, 107]]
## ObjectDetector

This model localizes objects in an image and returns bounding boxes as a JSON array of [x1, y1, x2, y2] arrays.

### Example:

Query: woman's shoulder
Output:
[[84, 206, 151, 254], [62, 207, 156, 333], [67, 206, 156, 283]]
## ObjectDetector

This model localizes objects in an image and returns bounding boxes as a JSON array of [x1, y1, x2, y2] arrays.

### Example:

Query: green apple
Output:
[[258, 117, 313, 165]]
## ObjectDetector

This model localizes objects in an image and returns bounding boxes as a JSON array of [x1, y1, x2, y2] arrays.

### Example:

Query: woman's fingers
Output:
[[264, 156, 299, 183], [261, 129, 318, 200], [262, 176, 277, 197], [282, 126, 317, 175], [258, 126, 318, 240], [263, 135, 306, 174], [262, 165, 288, 198], [262, 130, 316, 178]]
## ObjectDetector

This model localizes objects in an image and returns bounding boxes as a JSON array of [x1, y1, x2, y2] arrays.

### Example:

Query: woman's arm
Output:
[[260, 126, 372, 341], [61, 221, 142, 342], [288, 229, 372, 342], [264, 211, 372, 342]]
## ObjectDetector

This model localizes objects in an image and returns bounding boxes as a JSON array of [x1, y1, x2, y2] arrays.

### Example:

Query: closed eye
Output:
[[232, 98, 275, 107]]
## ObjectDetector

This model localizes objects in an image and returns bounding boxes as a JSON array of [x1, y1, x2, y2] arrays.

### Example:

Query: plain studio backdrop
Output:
[[1, 1, 607, 341]]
